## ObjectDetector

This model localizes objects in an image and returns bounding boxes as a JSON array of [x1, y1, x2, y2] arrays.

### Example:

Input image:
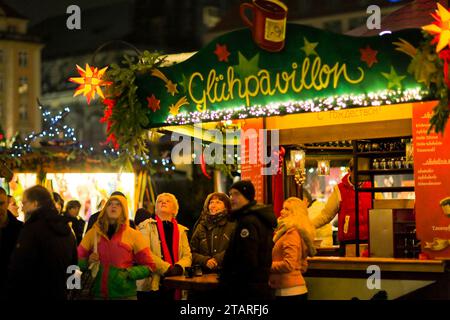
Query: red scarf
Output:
[[156, 216, 179, 266]]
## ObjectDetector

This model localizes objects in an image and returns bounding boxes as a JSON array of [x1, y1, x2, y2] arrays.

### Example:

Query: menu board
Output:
[[240, 118, 265, 204], [413, 102, 450, 259]]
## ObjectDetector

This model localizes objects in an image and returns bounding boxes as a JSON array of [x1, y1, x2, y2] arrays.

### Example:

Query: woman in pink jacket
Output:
[[269, 197, 315, 301]]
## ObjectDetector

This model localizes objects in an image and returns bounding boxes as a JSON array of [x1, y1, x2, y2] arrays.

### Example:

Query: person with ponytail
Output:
[[137, 193, 192, 301], [269, 197, 316, 301]]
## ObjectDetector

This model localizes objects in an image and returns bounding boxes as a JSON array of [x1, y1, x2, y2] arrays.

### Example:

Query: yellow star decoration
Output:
[[422, 3, 450, 53], [69, 64, 111, 104], [301, 37, 318, 56], [169, 96, 189, 116], [165, 80, 179, 96], [381, 66, 406, 90]]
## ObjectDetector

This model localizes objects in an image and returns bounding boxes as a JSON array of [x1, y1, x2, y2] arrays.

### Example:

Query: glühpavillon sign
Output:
[[134, 1, 428, 128]]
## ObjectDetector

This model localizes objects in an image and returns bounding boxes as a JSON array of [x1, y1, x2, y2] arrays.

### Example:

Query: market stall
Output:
[[67, 1, 450, 299]]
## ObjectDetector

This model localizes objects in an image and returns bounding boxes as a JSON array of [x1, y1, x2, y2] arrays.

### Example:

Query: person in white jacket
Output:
[[137, 193, 192, 301]]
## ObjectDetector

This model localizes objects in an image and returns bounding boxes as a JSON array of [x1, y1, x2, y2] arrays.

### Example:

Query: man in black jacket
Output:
[[0, 188, 23, 299], [7, 185, 77, 300], [220, 180, 277, 300]]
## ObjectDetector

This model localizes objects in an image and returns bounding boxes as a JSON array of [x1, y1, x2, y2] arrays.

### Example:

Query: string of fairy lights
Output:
[[4, 104, 176, 172], [166, 88, 429, 125]]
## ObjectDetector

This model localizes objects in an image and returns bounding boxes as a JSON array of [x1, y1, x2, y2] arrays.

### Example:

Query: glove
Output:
[[127, 265, 151, 280], [164, 264, 184, 277]]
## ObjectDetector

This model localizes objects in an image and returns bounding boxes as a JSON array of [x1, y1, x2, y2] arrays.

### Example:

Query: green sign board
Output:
[[136, 23, 429, 128]]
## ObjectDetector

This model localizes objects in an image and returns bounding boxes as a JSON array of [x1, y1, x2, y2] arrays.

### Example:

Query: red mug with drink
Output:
[[240, 0, 288, 52]]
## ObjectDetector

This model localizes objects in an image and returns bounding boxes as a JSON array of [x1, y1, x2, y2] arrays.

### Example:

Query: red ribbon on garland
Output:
[[200, 151, 211, 179], [100, 98, 119, 150], [439, 49, 450, 89], [271, 147, 285, 218]]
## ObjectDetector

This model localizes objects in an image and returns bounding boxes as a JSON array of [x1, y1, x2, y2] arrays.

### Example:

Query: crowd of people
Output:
[[0, 175, 360, 301]]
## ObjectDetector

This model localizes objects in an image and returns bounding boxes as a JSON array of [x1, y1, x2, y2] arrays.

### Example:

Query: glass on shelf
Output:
[[387, 158, 395, 169], [371, 142, 380, 151], [372, 159, 379, 170], [395, 158, 402, 169], [364, 143, 372, 152], [379, 158, 387, 170]]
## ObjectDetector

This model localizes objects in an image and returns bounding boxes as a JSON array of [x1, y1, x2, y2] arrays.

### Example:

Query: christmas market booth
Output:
[[0, 105, 178, 223], [70, 1, 450, 299]]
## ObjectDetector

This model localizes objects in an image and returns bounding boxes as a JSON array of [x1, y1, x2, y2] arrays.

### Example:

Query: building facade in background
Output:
[[0, 1, 42, 139]]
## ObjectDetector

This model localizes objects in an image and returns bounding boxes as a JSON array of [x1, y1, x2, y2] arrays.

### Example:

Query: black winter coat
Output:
[[63, 213, 85, 245], [7, 206, 78, 300], [190, 212, 236, 272], [220, 201, 277, 300], [0, 211, 23, 298]]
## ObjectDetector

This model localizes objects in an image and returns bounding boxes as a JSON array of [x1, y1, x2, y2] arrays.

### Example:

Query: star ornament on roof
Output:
[[381, 66, 406, 90], [301, 37, 318, 57], [147, 94, 160, 112], [423, 3, 450, 53], [360, 45, 378, 68], [69, 64, 112, 104], [214, 43, 231, 62]]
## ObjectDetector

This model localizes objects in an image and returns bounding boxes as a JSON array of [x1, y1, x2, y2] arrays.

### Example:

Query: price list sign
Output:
[[413, 102, 450, 259], [240, 118, 265, 204]]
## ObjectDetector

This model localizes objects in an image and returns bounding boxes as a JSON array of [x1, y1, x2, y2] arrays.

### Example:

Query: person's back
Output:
[[221, 202, 276, 299], [7, 186, 77, 300]]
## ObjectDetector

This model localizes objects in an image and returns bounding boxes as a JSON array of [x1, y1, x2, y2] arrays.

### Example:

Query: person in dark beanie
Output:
[[7, 185, 78, 300], [219, 180, 277, 300], [0, 188, 23, 299], [86, 191, 135, 232], [63, 200, 85, 245]]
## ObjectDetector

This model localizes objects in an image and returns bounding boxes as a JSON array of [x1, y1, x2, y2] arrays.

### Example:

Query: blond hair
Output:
[[156, 193, 179, 216]]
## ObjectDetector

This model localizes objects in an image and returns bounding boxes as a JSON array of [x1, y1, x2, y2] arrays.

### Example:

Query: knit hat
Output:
[[230, 180, 255, 202]]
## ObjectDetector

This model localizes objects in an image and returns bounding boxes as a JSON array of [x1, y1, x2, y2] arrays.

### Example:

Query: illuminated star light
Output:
[[422, 3, 450, 52], [69, 64, 111, 104]]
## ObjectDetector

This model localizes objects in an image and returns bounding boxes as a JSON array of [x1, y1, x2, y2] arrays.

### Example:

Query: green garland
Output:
[[104, 51, 165, 170], [402, 32, 449, 134]]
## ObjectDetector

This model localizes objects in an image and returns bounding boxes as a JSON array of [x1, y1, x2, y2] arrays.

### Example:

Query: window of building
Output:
[[203, 6, 220, 28], [19, 102, 28, 121], [323, 20, 343, 33], [18, 51, 28, 67], [18, 76, 28, 94], [7, 25, 17, 33], [349, 16, 366, 30]]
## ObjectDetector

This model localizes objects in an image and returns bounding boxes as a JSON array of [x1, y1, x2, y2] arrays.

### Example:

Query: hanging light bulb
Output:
[[317, 160, 330, 176]]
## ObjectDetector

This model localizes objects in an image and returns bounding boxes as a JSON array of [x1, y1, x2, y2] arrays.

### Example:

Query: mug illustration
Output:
[[240, 0, 288, 52], [440, 197, 450, 216]]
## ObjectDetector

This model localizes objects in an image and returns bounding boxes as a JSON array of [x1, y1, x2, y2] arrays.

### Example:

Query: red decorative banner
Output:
[[413, 102, 450, 259], [240, 118, 265, 204]]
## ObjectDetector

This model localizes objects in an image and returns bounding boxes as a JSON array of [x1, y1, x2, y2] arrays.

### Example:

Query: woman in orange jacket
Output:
[[269, 197, 315, 301]]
